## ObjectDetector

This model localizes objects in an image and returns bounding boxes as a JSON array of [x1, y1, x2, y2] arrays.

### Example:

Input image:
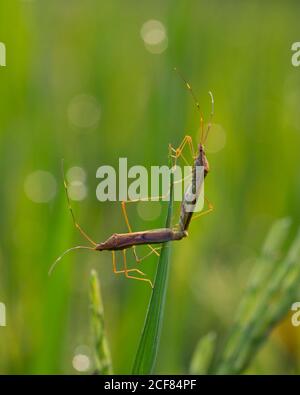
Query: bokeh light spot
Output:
[[72, 354, 90, 372], [137, 201, 162, 221], [24, 170, 57, 203], [140, 20, 168, 54], [68, 181, 87, 201], [67, 166, 86, 183], [68, 94, 101, 129]]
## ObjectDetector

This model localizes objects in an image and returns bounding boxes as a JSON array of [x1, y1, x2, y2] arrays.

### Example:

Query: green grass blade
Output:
[[189, 332, 217, 375], [132, 173, 174, 375], [215, 220, 300, 374], [229, 218, 291, 331], [214, 219, 291, 374], [89, 269, 113, 375]]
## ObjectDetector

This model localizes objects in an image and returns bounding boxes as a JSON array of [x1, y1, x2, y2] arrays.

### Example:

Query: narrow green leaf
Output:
[[215, 219, 291, 374], [89, 269, 113, 375], [234, 217, 291, 325], [189, 332, 217, 375], [215, 220, 300, 375], [261, 217, 291, 258], [132, 173, 174, 374]]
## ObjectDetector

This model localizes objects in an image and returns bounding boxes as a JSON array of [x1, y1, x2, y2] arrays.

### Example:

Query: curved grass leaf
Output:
[[189, 332, 217, 375], [215, 219, 300, 374], [132, 173, 174, 374], [89, 269, 113, 374]]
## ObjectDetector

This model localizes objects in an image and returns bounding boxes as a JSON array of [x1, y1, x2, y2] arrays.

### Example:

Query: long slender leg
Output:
[[120, 155, 191, 262], [169, 136, 198, 221], [170, 147, 190, 166], [169, 135, 196, 167], [119, 137, 195, 264], [175, 135, 196, 159], [170, 138, 195, 221], [62, 160, 97, 247], [121, 201, 160, 260], [132, 246, 162, 262], [111, 251, 145, 276], [191, 198, 214, 221], [121, 168, 190, 263], [123, 250, 153, 288]]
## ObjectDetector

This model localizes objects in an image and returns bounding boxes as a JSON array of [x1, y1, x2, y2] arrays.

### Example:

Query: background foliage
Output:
[[0, 0, 300, 374]]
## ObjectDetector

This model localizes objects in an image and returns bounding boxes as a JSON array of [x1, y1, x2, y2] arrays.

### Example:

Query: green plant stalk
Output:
[[89, 269, 113, 374], [237, 229, 300, 371], [236, 230, 300, 370], [216, 224, 300, 374], [189, 332, 217, 375], [231, 218, 291, 328], [132, 172, 174, 375], [214, 219, 291, 373]]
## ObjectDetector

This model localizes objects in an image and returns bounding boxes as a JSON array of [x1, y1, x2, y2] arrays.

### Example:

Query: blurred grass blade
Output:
[[214, 218, 291, 374], [232, 218, 291, 327], [132, 173, 174, 374], [189, 332, 217, 375], [261, 217, 291, 258], [89, 269, 113, 375], [230, 229, 300, 373], [215, 219, 300, 374]]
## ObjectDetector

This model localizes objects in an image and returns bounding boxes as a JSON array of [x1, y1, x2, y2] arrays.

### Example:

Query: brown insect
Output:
[[50, 70, 214, 287]]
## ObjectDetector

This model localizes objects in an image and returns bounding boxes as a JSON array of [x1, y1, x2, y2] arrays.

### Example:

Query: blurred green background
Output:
[[1, 0, 300, 374]]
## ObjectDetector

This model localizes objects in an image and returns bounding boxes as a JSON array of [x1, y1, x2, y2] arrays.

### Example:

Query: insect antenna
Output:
[[173, 67, 205, 143], [61, 159, 97, 247], [49, 245, 95, 276], [202, 90, 214, 144]]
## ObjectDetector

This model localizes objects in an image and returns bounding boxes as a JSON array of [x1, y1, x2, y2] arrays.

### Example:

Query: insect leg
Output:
[[169, 135, 196, 167], [121, 201, 160, 260], [122, 250, 153, 288], [111, 251, 145, 276], [132, 246, 162, 263], [120, 172, 189, 263], [191, 197, 214, 221]]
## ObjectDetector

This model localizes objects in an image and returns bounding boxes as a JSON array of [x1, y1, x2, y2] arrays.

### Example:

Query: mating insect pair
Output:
[[50, 70, 214, 287]]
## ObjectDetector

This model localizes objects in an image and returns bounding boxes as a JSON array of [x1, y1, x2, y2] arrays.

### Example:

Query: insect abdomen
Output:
[[96, 228, 186, 251]]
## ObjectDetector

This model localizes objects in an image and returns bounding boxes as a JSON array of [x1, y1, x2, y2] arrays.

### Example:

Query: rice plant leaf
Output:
[[261, 217, 291, 258], [235, 217, 291, 325], [89, 269, 113, 374], [215, 219, 300, 375], [189, 332, 217, 375], [132, 172, 174, 374]]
